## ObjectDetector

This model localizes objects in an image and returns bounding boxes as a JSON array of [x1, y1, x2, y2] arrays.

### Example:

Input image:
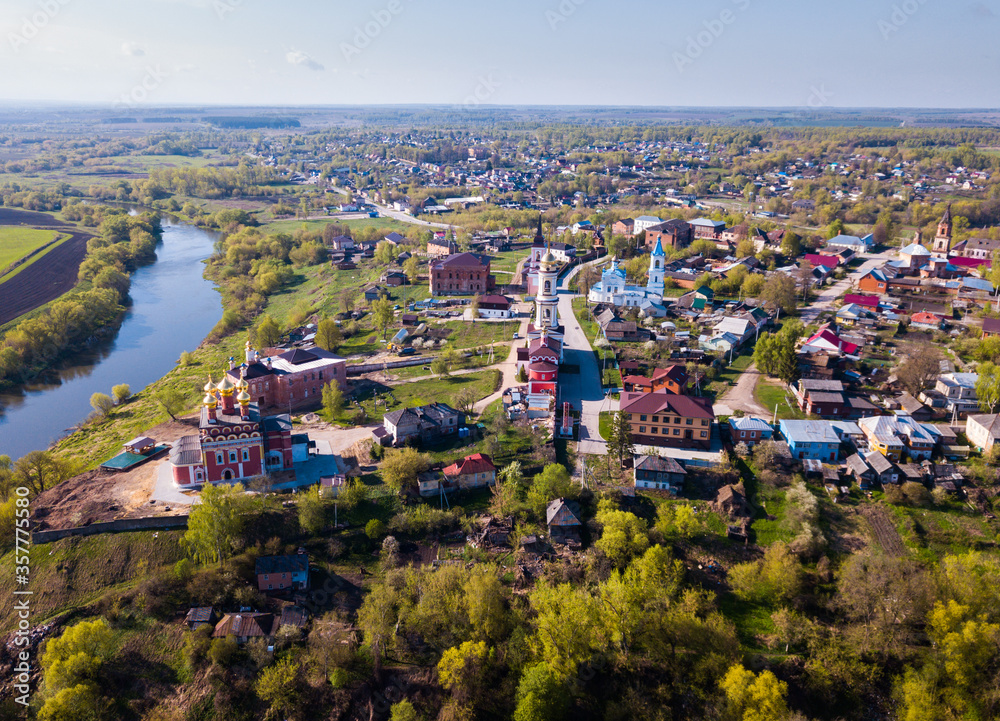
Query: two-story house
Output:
[[379, 403, 465, 446], [619, 392, 715, 449], [256, 553, 309, 593], [778, 420, 841, 462], [796, 379, 847, 417], [858, 414, 935, 461], [934, 372, 979, 415]]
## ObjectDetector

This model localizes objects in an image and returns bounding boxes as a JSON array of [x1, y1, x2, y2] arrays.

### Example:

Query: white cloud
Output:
[[286, 49, 324, 71], [122, 42, 145, 56]]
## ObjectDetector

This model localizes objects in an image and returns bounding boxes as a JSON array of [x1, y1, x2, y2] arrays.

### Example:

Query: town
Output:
[[5, 100, 1000, 721]]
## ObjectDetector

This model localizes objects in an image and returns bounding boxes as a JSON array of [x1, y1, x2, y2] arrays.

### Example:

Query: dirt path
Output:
[[714, 363, 768, 417], [858, 504, 907, 556]]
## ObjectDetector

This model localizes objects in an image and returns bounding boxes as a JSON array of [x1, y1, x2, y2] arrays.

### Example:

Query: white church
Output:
[[588, 237, 666, 311]]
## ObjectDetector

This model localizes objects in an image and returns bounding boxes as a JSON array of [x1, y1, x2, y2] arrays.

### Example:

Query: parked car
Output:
[[512, 332, 520, 340], [399, 348, 416, 356]]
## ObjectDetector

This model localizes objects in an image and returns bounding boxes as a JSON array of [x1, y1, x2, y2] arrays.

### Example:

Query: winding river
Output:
[[0, 220, 222, 460]]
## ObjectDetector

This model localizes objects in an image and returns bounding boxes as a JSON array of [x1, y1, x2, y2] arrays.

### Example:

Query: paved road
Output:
[[714, 363, 769, 418], [556, 258, 616, 455], [474, 311, 532, 414]]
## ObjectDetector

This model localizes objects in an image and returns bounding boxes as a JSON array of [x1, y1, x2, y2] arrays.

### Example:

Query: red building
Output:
[[644, 219, 692, 251], [225, 344, 347, 412], [169, 374, 296, 487], [651, 365, 688, 394], [429, 253, 495, 296]]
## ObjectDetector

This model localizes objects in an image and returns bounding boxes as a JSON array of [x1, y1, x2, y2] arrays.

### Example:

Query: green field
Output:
[[356, 369, 501, 422], [0, 226, 61, 271], [755, 380, 807, 420]]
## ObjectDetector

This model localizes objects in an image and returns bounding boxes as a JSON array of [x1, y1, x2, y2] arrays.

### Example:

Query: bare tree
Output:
[[896, 345, 942, 396]]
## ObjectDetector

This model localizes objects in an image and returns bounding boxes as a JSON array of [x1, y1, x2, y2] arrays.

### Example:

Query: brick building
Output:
[[644, 219, 693, 251], [619, 392, 714, 449], [429, 253, 495, 296], [225, 343, 347, 412]]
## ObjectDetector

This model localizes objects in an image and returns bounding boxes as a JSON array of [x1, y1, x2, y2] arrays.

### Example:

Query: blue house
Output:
[[778, 420, 841, 462]]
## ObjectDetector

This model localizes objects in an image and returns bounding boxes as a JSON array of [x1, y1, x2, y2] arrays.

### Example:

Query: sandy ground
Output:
[[32, 417, 199, 529]]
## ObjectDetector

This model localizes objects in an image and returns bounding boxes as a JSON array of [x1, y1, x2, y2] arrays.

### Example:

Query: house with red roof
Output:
[[652, 365, 689, 394], [805, 254, 840, 269], [909, 311, 945, 331], [842, 294, 880, 310], [800, 324, 859, 357], [443, 453, 497, 490], [619, 392, 715, 449], [622, 375, 653, 393]]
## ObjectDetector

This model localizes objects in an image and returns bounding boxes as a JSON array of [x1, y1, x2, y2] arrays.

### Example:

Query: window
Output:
[[651, 427, 657, 434], [702, 419, 709, 426], [686, 418, 693, 425], [216, 452, 223, 465], [701, 431, 708, 438], [268, 584, 272, 590], [652, 415, 659, 423], [242, 448, 250, 462], [673, 428, 680, 436], [229, 451, 237, 463], [675, 417, 681, 424], [640, 415, 647, 422], [639, 426, 646, 434], [740, 431, 745, 438], [264, 574, 269, 580]]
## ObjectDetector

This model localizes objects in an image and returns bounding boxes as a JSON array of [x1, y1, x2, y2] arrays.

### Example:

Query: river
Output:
[[0, 220, 222, 460]]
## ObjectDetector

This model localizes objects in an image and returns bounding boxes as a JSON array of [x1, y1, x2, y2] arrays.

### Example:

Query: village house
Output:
[[728, 416, 774, 447], [933, 372, 979, 416], [442, 453, 496, 490], [612, 218, 634, 236], [795, 379, 847, 417], [651, 365, 688, 394], [429, 253, 495, 296], [983, 318, 1000, 339], [859, 414, 935, 461], [633, 455, 687, 492], [213, 613, 275, 644], [966, 414, 1000, 453], [633, 215, 663, 235], [856, 267, 890, 294], [546, 498, 582, 541], [690, 218, 726, 239], [619, 392, 715, 449], [778, 420, 841, 462], [256, 552, 310, 593], [378, 403, 465, 446], [427, 237, 457, 257], [476, 294, 515, 318]]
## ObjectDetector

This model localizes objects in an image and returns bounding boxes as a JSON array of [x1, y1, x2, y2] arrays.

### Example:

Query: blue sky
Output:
[[1, 0, 997, 107]]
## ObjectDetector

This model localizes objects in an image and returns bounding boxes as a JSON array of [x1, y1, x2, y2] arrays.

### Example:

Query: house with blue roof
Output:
[[729, 416, 774, 447], [778, 420, 841, 462]]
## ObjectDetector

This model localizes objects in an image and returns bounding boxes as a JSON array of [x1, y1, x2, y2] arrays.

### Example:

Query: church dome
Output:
[[237, 389, 251, 404], [203, 393, 218, 407], [203, 375, 215, 393], [217, 375, 235, 393]]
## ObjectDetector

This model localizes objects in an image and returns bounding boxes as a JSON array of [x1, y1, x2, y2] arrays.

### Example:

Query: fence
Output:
[[32, 515, 190, 544]]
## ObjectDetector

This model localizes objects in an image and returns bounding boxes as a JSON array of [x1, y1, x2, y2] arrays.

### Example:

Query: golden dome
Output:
[[202, 375, 214, 393], [217, 375, 235, 394], [237, 390, 251, 404], [203, 393, 218, 407]]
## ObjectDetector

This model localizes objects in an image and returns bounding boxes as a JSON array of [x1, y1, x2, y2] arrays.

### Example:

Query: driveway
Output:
[[473, 311, 532, 413], [714, 363, 769, 417]]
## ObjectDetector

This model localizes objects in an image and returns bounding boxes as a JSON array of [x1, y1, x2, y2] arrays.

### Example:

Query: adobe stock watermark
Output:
[[546, 0, 586, 31], [878, 0, 930, 39], [214, 0, 246, 21], [806, 84, 834, 108], [12, 486, 33, 708], [114, 65, 170, 110], [461, 74, 501, 111], [8, 0, 73, 53], [341, 0, 408, 62], [673, 0, 751, 74]]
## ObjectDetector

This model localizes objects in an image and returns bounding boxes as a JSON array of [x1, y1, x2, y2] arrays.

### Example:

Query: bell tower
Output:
[[932, 204, 952, 259], [646, 237, 665, 298]]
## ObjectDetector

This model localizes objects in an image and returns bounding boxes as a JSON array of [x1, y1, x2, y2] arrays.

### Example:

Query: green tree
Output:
[[38, 619, 115, 721], [315, 317, 342, 351], [90, 392, 114, 417], [255, 656, 302, 720], [595, 506, 649, 568], [431, 356, 449, 378], [380, 447, 431, 492], [155, 387, 186, 421], [322, 381, 344, 421], [437, 640, 492, 704], [390, 700, 419, 721], [298, 485, 325, 535], [728, 542, 802, 604], [977, 361, 1000, 413], [182, 482, 251, 565], [254, 315, 281, 348], [513, 662, 570, 721], [780, 230, 801, 258], [528, 582, 602, 677], [111, 383, 130, 404], [606, 410, 634, 468], [741, 273, 765, 297], [12, 451, 73, 496], [372, 297, 395, 340], [719, 664, 790, 721], [470, 293, 481, 319], [526, 463, 574, 518], [759, 273, 797, 316]]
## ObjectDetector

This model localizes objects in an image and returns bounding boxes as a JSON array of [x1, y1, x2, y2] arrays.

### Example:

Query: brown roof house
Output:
[[546, 498, 582, 542], [213, 612, 275, 643]]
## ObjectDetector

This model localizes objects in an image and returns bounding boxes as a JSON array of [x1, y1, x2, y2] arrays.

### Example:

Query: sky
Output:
[[0, 0, 998, 108]]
